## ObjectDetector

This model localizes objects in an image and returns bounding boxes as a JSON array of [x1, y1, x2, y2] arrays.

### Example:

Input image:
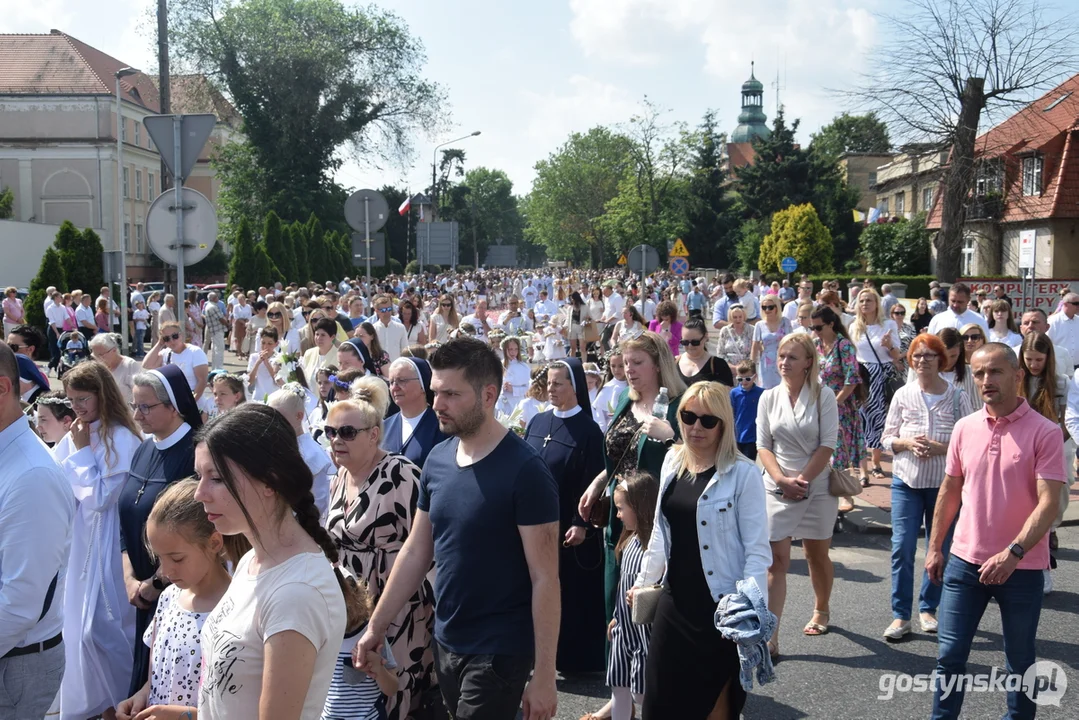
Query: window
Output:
[[122, 167, 129, 198], [868, 171, 878, 188], [135, 169, 143, 200], [895, 192, 905, 215], [134, 122, 141, 147], [879, 197, 889, 215], [148, 172, 155, 200], [123, 222, 131, 252], [120, 116, 127, 142], [1022, 155, 1044, 196], [961, 236, 974, 276], [136, 223, 144, 254], [975, 160, 1003, 196], [922, 186, 934, 212], [148, 133, 155, 151]]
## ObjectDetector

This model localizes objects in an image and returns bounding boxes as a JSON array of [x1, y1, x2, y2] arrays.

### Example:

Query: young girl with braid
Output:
[[192, 404, 360, 719]]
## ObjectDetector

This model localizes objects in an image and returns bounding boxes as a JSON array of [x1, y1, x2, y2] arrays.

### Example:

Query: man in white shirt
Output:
[[1013, 309, 1074, 371], [43, 286, 57, 315], [521, 282, 538, 311], [602, 286, 624, 324], [927, 282, 990, 335], [45, 291, 68, 372], [497, 296, 532, 335], [783, 281, 816, 324], [129, 282, 146, 309], [0, 342, 74, 718], [1048, 292, 1079, 370], [461, 299, 493, 341], [75, 294, 96, 336], [634, 294, 657, 324], [141, 320, 210, 399], [372, 295, 409, 361], [534, 290, 557, 318]]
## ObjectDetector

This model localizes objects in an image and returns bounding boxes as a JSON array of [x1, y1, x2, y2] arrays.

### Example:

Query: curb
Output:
[[838, 498, 1079, 536]]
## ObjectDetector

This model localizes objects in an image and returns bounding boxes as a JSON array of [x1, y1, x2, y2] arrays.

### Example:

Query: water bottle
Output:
[[652, 386, 670, 419]]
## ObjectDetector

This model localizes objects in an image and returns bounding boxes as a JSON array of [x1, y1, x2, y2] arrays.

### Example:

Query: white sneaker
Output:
[[883, 621, 911, 641], [1043, 569, 1053, 595]]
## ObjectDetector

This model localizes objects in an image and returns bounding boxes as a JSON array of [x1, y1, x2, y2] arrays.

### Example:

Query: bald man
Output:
[[1048, 292, 1079, 370]]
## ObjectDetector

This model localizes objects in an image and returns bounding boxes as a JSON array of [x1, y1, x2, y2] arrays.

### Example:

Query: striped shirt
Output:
[[321, 628, 395, 720], [881, 380, 973, 489]]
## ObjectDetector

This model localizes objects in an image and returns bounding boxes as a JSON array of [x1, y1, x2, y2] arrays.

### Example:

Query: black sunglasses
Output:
[[267, 311, 283, 319], [440, 302, 452, 307], [323, 424, 370, 442], [679, 338, 703, 347], [164, 332, 181, 342], [811, 324, 825, 331], [962, 334, 983, 341], [680, 409, 721, 429]]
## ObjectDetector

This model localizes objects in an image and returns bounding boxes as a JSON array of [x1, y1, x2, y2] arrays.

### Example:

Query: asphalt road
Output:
[[556, 526, 1079, 720]]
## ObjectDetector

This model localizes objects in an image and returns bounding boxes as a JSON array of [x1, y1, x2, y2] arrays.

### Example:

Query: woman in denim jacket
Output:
[[630, 381, 771, 719]]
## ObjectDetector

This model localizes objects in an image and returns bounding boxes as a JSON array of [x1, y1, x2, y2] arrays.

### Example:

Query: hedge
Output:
[[762, 274, 938, 300]]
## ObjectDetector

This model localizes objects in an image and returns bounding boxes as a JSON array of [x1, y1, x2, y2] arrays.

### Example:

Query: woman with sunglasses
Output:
[[935, 327, 982, 412], [429, 293, 460, 344], [879, 333, 970, 641], [325, 378, 434, 720], [716, 304, 753, 368], [263, 300, 301, 355], [758, 333, 838, 657], [959, 322, 986, 356], [891, 303, 917, 376], [850, 289, 900, 485], [676, 317, 734, 388], [811, 306, 864, 514], [751, 297, 792, 390], [987, 299, 1022, 346], [632, 381, 770, 719]]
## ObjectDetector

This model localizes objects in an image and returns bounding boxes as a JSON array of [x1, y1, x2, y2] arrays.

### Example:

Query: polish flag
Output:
[[398, 196, 411, 216]]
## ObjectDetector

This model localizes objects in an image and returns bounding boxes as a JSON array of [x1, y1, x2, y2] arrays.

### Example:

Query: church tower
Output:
[[730, 62, 771, 143]]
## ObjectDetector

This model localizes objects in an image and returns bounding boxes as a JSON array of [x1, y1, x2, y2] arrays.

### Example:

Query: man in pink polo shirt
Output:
[[926, 343, 1064, 719]]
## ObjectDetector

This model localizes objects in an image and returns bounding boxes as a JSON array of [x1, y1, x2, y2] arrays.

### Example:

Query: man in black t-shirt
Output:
[[356, 339, 560, 720]]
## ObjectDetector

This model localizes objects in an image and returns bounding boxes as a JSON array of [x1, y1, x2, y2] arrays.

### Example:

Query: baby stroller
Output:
[[57, 330, 91, 379]]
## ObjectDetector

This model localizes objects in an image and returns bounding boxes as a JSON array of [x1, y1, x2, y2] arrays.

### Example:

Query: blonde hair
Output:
[[849, 289, 883, 341], [778, 333, 821, 398], [341, 375, 390, 430], [147, 478, 250, 567], [621, 331, 687, 401], [667, 382, 747, 477]]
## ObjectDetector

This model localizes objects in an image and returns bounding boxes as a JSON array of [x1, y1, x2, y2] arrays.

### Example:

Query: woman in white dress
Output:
[[428, 293, 459, 344], [499, 336, 531, 416], [757, 333, 838, 658], [55, 361, 143, 720], [717, 305, 754, 367], [849, 289, 901, 484], [263, 300, 302, 355], [612, 305, 646, 347], [513, 368, 549, 431], [594, 350, 628, 432]]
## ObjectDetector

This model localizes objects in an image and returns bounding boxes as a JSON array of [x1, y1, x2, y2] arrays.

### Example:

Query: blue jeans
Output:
[[133, 327, 145, 357], [932, 555, 1044, 719], [890, 478, 952, 620]]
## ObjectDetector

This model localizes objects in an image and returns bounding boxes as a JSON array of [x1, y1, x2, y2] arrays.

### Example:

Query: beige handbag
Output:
[[828, 466, 863, 498], [631, 584, 665, 624]]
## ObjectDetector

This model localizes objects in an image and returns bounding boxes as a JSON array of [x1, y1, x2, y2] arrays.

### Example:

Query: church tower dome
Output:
[[731, 62, 770, 143]]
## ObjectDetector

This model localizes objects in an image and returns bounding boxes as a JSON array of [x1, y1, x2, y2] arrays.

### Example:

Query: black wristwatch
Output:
[[151, 575, 171, 591], [1008, 542, 1025, 560]]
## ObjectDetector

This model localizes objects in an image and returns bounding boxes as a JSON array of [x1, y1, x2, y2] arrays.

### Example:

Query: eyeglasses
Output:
[[164, 333, 181, 342], [810, 324, 825, 331], [69, 395, 95, 407], [267, 311, 283, 319], [679, 338, 703, 347], [912, 353, 940, 362], [680, 409, 721, 429], [736, 376, 755, 383], [962, 334, 983, 342], [129, 401, 164, 415], [323, 424, 371, 442], [388, 377, 418, 387]]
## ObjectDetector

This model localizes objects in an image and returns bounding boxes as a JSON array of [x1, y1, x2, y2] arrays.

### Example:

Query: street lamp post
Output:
[[115, 67, 139, 356], [427, 131, 480, 273]]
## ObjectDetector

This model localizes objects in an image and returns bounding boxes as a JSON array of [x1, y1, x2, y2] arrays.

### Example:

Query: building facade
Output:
[[873, 147, 947, 220], [838, 152, 897, 215], [0, 30, 239, 282]]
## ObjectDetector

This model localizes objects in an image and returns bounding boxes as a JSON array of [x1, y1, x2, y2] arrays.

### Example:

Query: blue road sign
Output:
[[670, 257, 689, 275], [781, 256, 798, 273]]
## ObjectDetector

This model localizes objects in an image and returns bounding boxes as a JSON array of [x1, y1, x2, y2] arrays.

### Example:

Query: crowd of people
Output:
[[0, 266, 1074, 720]]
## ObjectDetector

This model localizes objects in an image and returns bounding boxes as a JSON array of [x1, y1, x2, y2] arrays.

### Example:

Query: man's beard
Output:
[[439, 397, 486, 438]]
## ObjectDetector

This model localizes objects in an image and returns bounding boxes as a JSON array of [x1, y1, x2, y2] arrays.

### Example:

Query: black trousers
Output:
[[737, 441, 757, 461], [433, 642, 532, 720]]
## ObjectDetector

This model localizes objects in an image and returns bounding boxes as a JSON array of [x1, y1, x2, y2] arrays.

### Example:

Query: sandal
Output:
[[871, 466, 887, 480], [838, 497, 855, 513], [803, 610, 830, 636]]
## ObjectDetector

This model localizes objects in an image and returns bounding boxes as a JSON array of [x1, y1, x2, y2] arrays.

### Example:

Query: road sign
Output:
[[627, 244, 660, 275], [144, 114, 217, 182], [344, 189, 389, 233], [351, 232, 386, 267], [617, 254, 627, 266], [670, 238, 690, 257], [1019, 230, 1035, 270], [670, 257, 689, 275], [146, 188, 217, 266], [781, 256, 798, 273]]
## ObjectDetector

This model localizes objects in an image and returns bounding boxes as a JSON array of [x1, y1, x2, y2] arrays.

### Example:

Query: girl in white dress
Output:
[[499, 336, 531, 416], [55, 362, 144, 720], [594, 351, 628, 432]]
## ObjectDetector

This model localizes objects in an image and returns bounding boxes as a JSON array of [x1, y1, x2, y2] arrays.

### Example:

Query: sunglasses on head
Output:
[[323, 424, 370, 442], [679, 338, 702, 347], [680, 409, 721, 429]]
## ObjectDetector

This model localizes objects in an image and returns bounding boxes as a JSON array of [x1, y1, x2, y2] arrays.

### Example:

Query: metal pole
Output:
[[173, 115, 185, 343], [426, 214, 431, 276], [364, 195, 372, 308], [115, 78, 129, 355]]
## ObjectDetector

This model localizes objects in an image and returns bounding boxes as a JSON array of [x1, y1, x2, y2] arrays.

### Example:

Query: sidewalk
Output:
[[841, 453, 1079, 534]]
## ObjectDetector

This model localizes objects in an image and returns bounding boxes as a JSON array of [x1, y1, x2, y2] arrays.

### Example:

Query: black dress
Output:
[[677, 354, 734, 387], [643, 467, 746, 719], [117, 428, 196, 695], [524, 409, 607, 673]]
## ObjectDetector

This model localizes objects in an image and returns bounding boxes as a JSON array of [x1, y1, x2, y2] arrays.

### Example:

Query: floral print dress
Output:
[[816, 336, 865, 469], [327, 453, 434, 720]]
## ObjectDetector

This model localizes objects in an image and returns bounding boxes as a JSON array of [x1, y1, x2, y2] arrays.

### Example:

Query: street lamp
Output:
[[115, 67, 139, 356], [426, 130, 480, 272]]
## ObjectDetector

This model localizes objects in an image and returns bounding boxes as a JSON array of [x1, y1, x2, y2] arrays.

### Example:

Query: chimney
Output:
[[50, 29, 62, 35]]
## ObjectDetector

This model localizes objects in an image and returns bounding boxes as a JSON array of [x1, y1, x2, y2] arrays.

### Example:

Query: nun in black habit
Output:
[[117, 364, 202, 695], [524, 356, 607, 674]]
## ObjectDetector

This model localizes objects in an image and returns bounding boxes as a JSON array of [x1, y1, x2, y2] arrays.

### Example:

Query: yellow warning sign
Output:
[[617, 254, 627, 266], [670, 239, 690, 257]]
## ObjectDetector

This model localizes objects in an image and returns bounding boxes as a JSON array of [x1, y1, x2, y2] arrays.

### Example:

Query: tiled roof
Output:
[[927, 73, 1079, 228], [0, 30, 160, 111], [727, 142, 757, 169], [168, 74, 241, 127]]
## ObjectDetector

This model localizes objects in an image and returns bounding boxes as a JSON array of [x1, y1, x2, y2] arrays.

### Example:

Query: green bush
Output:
[[404, 260, 421, 275], [27, 246, 67, 331], [455, 265, 474, 273], [759, 203, 834, 275], [859, 214, 932, 275]]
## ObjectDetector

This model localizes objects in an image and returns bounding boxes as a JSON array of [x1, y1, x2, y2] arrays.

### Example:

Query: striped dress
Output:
[[607, 535, 650, 694]]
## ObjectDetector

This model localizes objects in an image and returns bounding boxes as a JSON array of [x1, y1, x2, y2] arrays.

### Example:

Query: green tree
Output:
[[526, 127, 634, 267], [809, 112, 891, 161], [683, 110, 740, 268], [57, 227, 105, 295], [252, 244, 275, 287], [450, 168, 524, 267], [378, 185, 413, 268], [758, 203, 834, 275], [261, 211, 291, 282], [290, 221, 310, 283], [0, 186, 13, 219], [210, 140, 268, 242], [279, 223, 298, 283], [306, 215, 328, 282], [859, 213, 933, 274], [188, 244, 229, 279], [172, 0, 445, 225], [228, 216, 257, 289], [26, 247, 67, 329], [734, 217, 769, 274]]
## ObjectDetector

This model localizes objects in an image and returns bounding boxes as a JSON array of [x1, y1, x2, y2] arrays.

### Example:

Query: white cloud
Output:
[[520, 74, 640, 150]]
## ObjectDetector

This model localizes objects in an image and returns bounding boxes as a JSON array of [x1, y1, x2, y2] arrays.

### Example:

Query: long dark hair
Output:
[[614, 470, 659, 562], [811, 306, 848, 339], [570, 291, 585, 309], [194, 404, 360, 627], [360, 321, 385, 359], [938, 328, 967, 382]]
